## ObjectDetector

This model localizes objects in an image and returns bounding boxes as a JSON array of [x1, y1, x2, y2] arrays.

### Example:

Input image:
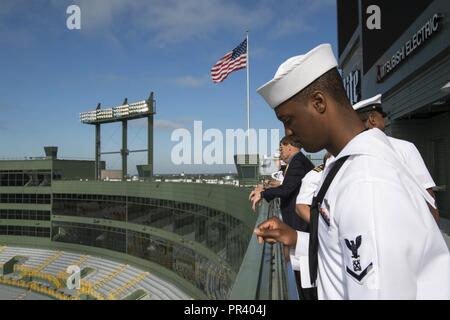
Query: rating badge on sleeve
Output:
[[344, 235, 373, 283]]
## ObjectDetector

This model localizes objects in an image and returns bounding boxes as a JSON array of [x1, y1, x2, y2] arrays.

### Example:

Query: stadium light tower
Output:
[[80, 92, 156, 181]]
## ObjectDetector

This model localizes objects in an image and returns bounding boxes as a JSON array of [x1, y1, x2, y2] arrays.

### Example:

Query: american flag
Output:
[[211, 39, 247, 83]]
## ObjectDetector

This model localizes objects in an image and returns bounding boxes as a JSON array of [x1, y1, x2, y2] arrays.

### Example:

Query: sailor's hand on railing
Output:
[[255, 184, 265, 192], [254, 217, 298, 247], [249, 189, 263, 212], [249, 185, 264, 197], [266, 180, 281, 188]]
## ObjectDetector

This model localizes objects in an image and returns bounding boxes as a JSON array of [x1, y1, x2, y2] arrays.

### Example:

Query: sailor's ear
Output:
[[311, 91, 326, 114], [368, 112, 377, 127]]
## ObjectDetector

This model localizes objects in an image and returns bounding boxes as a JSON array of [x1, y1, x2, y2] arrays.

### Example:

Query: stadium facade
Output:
[[337, 0, 450, 218], [0, 147, 267, 299], [0, 90, 297, 300]]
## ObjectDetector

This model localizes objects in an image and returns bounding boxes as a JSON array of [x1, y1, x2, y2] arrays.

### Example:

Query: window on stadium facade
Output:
[[52, 194, 126, 221], [0, 193, 51, 204], [49, 220, 237, 299], [0, 225, 50, 237], [52, 194, 251, 273], [0, 209, 50, 220], [0, 170, 52, 187], [51, 221, 126, 253], [126, 230, 234, 300]]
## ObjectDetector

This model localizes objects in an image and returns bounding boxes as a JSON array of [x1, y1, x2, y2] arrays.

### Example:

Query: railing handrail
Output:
[[229, 199, 299, 300]]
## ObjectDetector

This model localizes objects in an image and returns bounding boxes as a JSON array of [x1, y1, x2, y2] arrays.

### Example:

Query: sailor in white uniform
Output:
[[353, 94, 439, 223], [254, 43, 450, 299], [295, 165, 323, 224], [295, 153, 332, 224]]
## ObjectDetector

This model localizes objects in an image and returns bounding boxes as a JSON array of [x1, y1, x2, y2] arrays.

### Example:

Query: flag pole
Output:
[[246, 30, 250, 151]]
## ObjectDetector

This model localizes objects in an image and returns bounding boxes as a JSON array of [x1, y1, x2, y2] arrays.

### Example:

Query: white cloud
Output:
[[250, 47, 268, 59], [0, 0, 336, 48], [173, 75, 208, 88], [135, 0, 271, 46], [132, 118, 186, 131], [54, 0, 271, 46], [270, 16, 313, 37], [75, 0, 132, 31], [154, 119, 186, 130], [262, 0, 336, 38]]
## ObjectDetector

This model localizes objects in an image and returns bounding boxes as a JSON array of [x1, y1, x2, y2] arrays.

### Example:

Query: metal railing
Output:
[[229, 199, 299, 300]]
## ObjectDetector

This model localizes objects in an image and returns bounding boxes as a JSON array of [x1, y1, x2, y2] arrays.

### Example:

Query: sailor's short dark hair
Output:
[[292, 68, 351, 108]]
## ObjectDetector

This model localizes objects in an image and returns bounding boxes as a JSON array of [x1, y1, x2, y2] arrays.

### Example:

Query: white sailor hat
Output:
[[257, 44, 338, 109], [352, 94, 387, 117]]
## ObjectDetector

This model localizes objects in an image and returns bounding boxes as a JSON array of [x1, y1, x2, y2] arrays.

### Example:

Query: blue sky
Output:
[[0, 0, 337, 174]]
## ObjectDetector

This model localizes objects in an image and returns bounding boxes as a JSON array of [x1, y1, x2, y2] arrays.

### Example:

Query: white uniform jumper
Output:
[[387, 137, 436, 190], [296, 166, 324, 206], [292, 128, 450, 299]]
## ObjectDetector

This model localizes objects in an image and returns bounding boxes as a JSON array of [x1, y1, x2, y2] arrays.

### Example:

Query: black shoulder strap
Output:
[[308, 155, 350, 288]]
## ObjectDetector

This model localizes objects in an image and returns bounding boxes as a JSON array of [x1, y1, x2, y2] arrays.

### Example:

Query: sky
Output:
[[0, 0, 337, 174]]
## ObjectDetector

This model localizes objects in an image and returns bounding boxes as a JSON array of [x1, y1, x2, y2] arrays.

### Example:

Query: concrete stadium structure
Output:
[[0, 151, 262, 300]]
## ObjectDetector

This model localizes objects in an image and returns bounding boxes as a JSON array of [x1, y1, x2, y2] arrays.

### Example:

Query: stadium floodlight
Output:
[[129, 100, 149, 115], [81, 92, 156, 182], [80, 97, 154, 124], [79, 110, 97, 123]]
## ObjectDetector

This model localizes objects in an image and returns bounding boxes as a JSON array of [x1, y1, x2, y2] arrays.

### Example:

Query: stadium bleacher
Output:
[[0, 246, 191, 300]]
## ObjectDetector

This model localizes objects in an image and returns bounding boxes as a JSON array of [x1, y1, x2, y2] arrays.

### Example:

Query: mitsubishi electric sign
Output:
[[376, 13, 442, 82]]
